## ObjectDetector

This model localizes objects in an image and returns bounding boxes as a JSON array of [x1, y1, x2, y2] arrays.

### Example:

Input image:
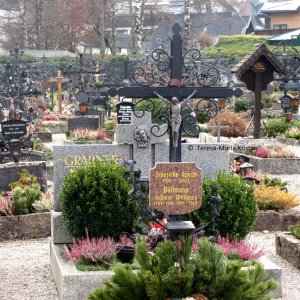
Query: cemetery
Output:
[[0, 2, 300, 299]]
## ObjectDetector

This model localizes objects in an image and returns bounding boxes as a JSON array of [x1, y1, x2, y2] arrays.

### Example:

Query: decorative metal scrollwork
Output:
[[195, 99, 219, 118], [181, 114, 200, 137], [132, 49, 171, 86], [197, 65, 219, 87], [133, 98, 169, 137], [183, 48, 201, 70]]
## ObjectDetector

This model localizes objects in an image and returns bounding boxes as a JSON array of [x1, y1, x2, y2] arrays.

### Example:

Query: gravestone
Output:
[[116, 102, 134, 124], [68, 116, 100, 132], [0, 150, 44, 164], [150, 162, 201, 215], [1, 120, 27, 139]]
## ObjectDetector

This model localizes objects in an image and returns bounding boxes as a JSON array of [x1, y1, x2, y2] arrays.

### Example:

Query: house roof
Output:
[[231, 43, 286, 78], [268, 28, 300, 41], [260, 0, 300, 13], [145, 12, 248, 50]]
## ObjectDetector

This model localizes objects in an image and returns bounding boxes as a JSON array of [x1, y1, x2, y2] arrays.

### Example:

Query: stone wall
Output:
[[0, 213, 50, 241]]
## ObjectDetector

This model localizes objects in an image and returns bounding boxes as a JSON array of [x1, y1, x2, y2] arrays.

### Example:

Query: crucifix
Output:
[[49, 70, 70, 114], [108, 23, 242, 162], [207, 117, 230, 142]]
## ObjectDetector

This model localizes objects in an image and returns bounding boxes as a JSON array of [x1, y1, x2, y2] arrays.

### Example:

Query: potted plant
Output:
[[116, 234, 135, 263]]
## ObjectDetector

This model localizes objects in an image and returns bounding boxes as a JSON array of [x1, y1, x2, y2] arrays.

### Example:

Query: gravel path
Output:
[[0, 233, 299, 300], [0, 238, 58, 300]]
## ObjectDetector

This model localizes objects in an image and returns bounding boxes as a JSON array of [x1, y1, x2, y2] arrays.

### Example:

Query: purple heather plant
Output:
[[217, 235, 263, 261], [66, 228, 117, 265]]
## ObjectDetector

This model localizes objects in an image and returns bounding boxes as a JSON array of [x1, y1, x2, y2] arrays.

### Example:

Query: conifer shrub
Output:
[[189, 172, 258, 240], [208, 110, 247, 137], [254, 185, 299, 211], [59, 159, 138, 238], [89, 237, 277, 300], [265, 118, 291, 137], [234, 99, 249, 113]]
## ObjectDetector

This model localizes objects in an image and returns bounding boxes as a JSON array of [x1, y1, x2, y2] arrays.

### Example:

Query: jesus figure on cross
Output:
[[153, 89, 197, 148]]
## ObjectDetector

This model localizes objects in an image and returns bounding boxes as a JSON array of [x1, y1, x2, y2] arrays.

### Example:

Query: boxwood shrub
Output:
[[189, 172, 258, 240], [59, 159, 138, 238]]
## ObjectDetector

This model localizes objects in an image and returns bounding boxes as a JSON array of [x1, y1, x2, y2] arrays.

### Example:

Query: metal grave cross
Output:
[[207, 117, 230, 142], [107, 23, 242, 162], [49, 70, 70, 114]]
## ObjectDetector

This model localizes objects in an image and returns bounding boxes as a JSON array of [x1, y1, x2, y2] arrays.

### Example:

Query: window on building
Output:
[[273, 24, 287, 30]]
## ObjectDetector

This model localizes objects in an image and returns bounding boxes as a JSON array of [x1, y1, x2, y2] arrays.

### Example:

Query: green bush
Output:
[[89, 237, 276, 300], [265, 118, 291, 137], [234, 100, 249, 113], [59, 159, 138, 238], [12, 183, 42, 215], [135, 98, 169, 123], [289, 224, 300, 239], [189, 172, 258, 240]]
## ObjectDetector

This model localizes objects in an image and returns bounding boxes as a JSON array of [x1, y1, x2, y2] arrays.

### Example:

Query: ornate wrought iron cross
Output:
[[108, 23, 242, 162]]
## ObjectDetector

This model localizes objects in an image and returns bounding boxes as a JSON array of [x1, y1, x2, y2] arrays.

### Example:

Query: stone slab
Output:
[[276, 232, 300, 270], [258, 256, 282, 298], [149, 162, 201, 215], [50, 240, 114, 300], [53, 144, 131, 211], [51, 211, 73, 244], [154, 143, 230, 178], [0, 212, 50, 241]]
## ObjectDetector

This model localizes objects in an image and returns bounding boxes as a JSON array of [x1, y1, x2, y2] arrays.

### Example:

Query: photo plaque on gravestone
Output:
[[149, 162, 202, 215], [116, 102, 134, 124], [1, 120, 27, 139]]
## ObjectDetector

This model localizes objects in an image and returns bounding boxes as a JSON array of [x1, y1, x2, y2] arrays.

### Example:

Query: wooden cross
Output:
[[49, 70, 70, 114], [207, 117, 230, 142]]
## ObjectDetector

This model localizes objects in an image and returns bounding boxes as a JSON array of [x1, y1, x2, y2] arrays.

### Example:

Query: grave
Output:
[[50, 24, 281, 299]]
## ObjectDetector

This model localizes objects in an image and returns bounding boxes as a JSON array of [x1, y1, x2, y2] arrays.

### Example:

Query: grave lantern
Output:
[[76, 91, 90, 115], [217, 98, 226, 110], [8, 139, 21, 163], [280, 95, 291, 111], [239, 162, 254, 178]]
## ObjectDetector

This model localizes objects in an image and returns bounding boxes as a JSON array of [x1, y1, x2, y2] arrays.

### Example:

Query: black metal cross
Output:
[[108, 23, 242, 162]]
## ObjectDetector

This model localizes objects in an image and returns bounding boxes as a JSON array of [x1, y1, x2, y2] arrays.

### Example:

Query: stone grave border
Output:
[[230, 152, 300, 174], [275, 232, 300, 270], [50, 235, 282, 300], [0, 212, 50, 241]]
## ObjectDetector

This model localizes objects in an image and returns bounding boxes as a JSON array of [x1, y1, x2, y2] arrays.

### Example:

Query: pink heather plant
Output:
[[0, 194, 14, 216], [70, 128, 107, 141], [255, 147, 271, 158], [118, 234, 135, 248], [66, 228, 117, 266], [217, 235, 263, 261]]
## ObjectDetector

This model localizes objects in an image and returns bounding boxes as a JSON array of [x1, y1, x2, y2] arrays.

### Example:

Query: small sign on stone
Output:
[[149, 162, 202, 215], [1, 120, 27, 139], [116, 102, 134, 124]]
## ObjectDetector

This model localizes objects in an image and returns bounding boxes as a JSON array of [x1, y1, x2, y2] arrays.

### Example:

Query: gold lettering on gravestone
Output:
[[62, 154, 121, 168], [150, 163, 202, 215]]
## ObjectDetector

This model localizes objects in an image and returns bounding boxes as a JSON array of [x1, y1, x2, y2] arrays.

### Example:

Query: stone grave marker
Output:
[[0, 150, 44, 164], [116, 102, 134, 124], [149, 162, 201, 215], [68, 116, 100, 132], [1, 120, 27, 139]]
